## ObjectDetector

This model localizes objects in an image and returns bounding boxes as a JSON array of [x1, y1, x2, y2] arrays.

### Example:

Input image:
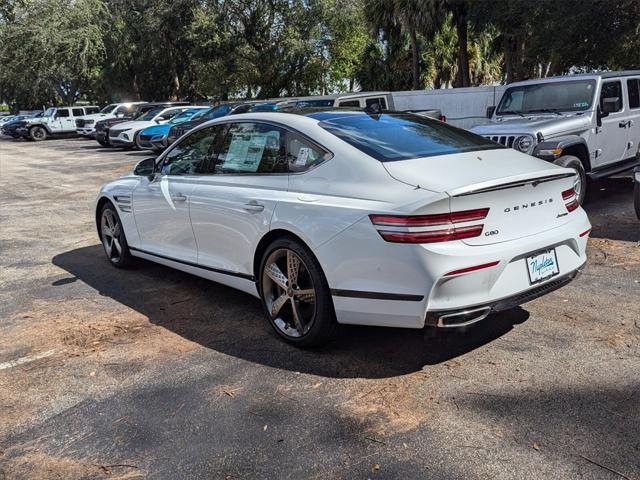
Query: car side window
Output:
[[338, 100, 360, 108], [628, 79, 640, 109], [286, 132, 331, 173], [56, 109, 70, 118], [72, 108, 84, 116], [600, 81, 623, 112], [161, 126, 222, 175], [158, 110, 182, 121], [366, 97, 387, 110], [213, 122, 287, 174]]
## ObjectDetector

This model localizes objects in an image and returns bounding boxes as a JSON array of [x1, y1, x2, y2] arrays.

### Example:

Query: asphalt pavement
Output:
[[0, 136, 638, 479]]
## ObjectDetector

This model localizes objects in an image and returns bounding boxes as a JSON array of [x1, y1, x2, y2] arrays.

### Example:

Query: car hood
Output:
[[80, 113, 114, 120], [141, 124, 171, 136], [472, 114, 592, 138], [382, 148, 567, 194], [111, 120, 155, 131]]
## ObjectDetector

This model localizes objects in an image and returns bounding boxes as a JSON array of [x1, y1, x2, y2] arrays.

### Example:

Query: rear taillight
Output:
[[439, 115, 447, 123], [370, 208, 489, 244], [562, 188, 579, 212]]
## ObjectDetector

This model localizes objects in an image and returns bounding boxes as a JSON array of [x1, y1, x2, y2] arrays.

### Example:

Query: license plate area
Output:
[[526, 249, 560, 285]]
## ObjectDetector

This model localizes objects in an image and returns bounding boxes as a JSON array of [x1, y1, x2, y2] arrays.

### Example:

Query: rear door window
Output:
[[72, 108, 84, 117], [215, 122, 287, 174], [286, 132, 331, 173], [627, 79, 640, 109]]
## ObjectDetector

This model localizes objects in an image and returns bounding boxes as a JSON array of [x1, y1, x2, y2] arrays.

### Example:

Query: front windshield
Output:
[[136, 107, 162, 121], [497, 79, 596, 115], [43, 108, 56, 117], [100, 104, 117, 114], [319, 113, 501, 162]]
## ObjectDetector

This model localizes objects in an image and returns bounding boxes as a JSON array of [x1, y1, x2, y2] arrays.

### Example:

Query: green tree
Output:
[[0, 0, 107, 108]]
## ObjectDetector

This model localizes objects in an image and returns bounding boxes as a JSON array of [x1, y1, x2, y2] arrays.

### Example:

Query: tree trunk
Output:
[[453, 5, 470, 88], [131, 71, 141, 101], [410, 27, 420, 90]]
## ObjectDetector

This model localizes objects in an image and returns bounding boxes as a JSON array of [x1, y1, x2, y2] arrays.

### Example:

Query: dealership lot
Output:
[[0, 137, 639, 479]]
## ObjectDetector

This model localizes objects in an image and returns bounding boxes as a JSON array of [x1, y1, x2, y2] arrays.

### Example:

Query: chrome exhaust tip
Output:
[[428, 306, 492, 328]]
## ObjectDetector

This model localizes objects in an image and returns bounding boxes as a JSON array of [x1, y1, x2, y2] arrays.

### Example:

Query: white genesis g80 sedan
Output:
[[95, 110, 591, 346]]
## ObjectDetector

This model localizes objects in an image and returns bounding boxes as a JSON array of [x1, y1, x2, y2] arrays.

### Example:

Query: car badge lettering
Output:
[[504, 198, 553, 213]]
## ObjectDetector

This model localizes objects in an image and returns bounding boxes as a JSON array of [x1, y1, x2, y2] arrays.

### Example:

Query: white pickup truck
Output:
[[17, 106, 100, 141], [76, 102, 147, 138]]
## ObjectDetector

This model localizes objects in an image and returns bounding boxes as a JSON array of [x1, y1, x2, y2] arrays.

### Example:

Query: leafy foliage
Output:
[[0, 0, 638, 110]]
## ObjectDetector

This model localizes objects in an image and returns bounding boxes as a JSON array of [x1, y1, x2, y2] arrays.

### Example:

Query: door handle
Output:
[[171, 194, 187, 202], [243, 202, 264, 212], [619, 121, 628, 128]]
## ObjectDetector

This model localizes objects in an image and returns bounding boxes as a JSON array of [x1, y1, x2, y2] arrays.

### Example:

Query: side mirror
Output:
[[486, 106, 496, 118], [134, 157, 156, 177]]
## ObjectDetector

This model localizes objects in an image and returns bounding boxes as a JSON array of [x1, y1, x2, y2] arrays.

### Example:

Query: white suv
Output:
[[76, 102, 147, 138], [18, 106, 100, 141], [107, 106, 191, 148]]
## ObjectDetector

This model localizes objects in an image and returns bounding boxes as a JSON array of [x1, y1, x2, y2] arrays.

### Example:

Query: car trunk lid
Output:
[[382, 149, 578, 245]]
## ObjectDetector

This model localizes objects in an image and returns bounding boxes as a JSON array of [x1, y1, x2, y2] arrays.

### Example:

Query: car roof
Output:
[[507, 70, 640, 87]]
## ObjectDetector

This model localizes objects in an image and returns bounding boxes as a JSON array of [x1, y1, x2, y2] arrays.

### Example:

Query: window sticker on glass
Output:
[[295, 147, 310, 166], [573, 101, 588, 108], [225, 133, 268, 172]]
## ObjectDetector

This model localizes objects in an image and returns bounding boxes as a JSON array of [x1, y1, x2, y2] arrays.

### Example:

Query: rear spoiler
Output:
[[451, 172, 576, 197]]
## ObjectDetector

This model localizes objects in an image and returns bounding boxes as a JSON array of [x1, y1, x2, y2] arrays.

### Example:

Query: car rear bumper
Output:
[[76, 127, 96, 137], [317, 209, 591, 329]]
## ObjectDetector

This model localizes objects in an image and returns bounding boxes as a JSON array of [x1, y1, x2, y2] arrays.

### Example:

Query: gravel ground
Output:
[[0, 136, 639, 480]]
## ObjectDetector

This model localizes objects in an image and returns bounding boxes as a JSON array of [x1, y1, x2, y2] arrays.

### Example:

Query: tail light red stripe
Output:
[[370, 209, 490, 244], [369, 208, 489, 228], [579, 228, 592, 237], [444, 261, 500, 277], [377, 225, 484, 244], [562, 188, 575, 200]]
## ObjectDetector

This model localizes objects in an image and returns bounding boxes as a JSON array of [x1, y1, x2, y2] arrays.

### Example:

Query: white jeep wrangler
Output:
[[76, 102, 147, 138], [19, 106, 100, 141], [472, 71, 640, 204]]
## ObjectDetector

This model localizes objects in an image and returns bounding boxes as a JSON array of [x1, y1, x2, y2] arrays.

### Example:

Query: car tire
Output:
[[131, 131, 141, 150], [259, 237, 337, 347], [29, 126, 47, 141], [554, 155, 587, 205], [99, 202, 133, 268], [97, 138, 110, 147]]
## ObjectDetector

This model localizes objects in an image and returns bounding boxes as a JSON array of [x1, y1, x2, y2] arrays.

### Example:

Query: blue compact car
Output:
[[137, 107, 209, 151]]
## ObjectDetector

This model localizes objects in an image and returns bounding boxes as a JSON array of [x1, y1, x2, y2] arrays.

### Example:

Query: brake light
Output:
[[370, 208, 489, 244], [562, 187, 579, 212], [562, 188, 575, 200], [439, 115, 447, 123]]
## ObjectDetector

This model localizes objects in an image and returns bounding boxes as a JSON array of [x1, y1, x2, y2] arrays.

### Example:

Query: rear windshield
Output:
[[319, 113, 501, 162]]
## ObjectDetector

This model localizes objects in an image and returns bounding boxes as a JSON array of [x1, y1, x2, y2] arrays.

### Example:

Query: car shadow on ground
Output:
[[52, 245, 529, 379], [583, 175, 639, 242]]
